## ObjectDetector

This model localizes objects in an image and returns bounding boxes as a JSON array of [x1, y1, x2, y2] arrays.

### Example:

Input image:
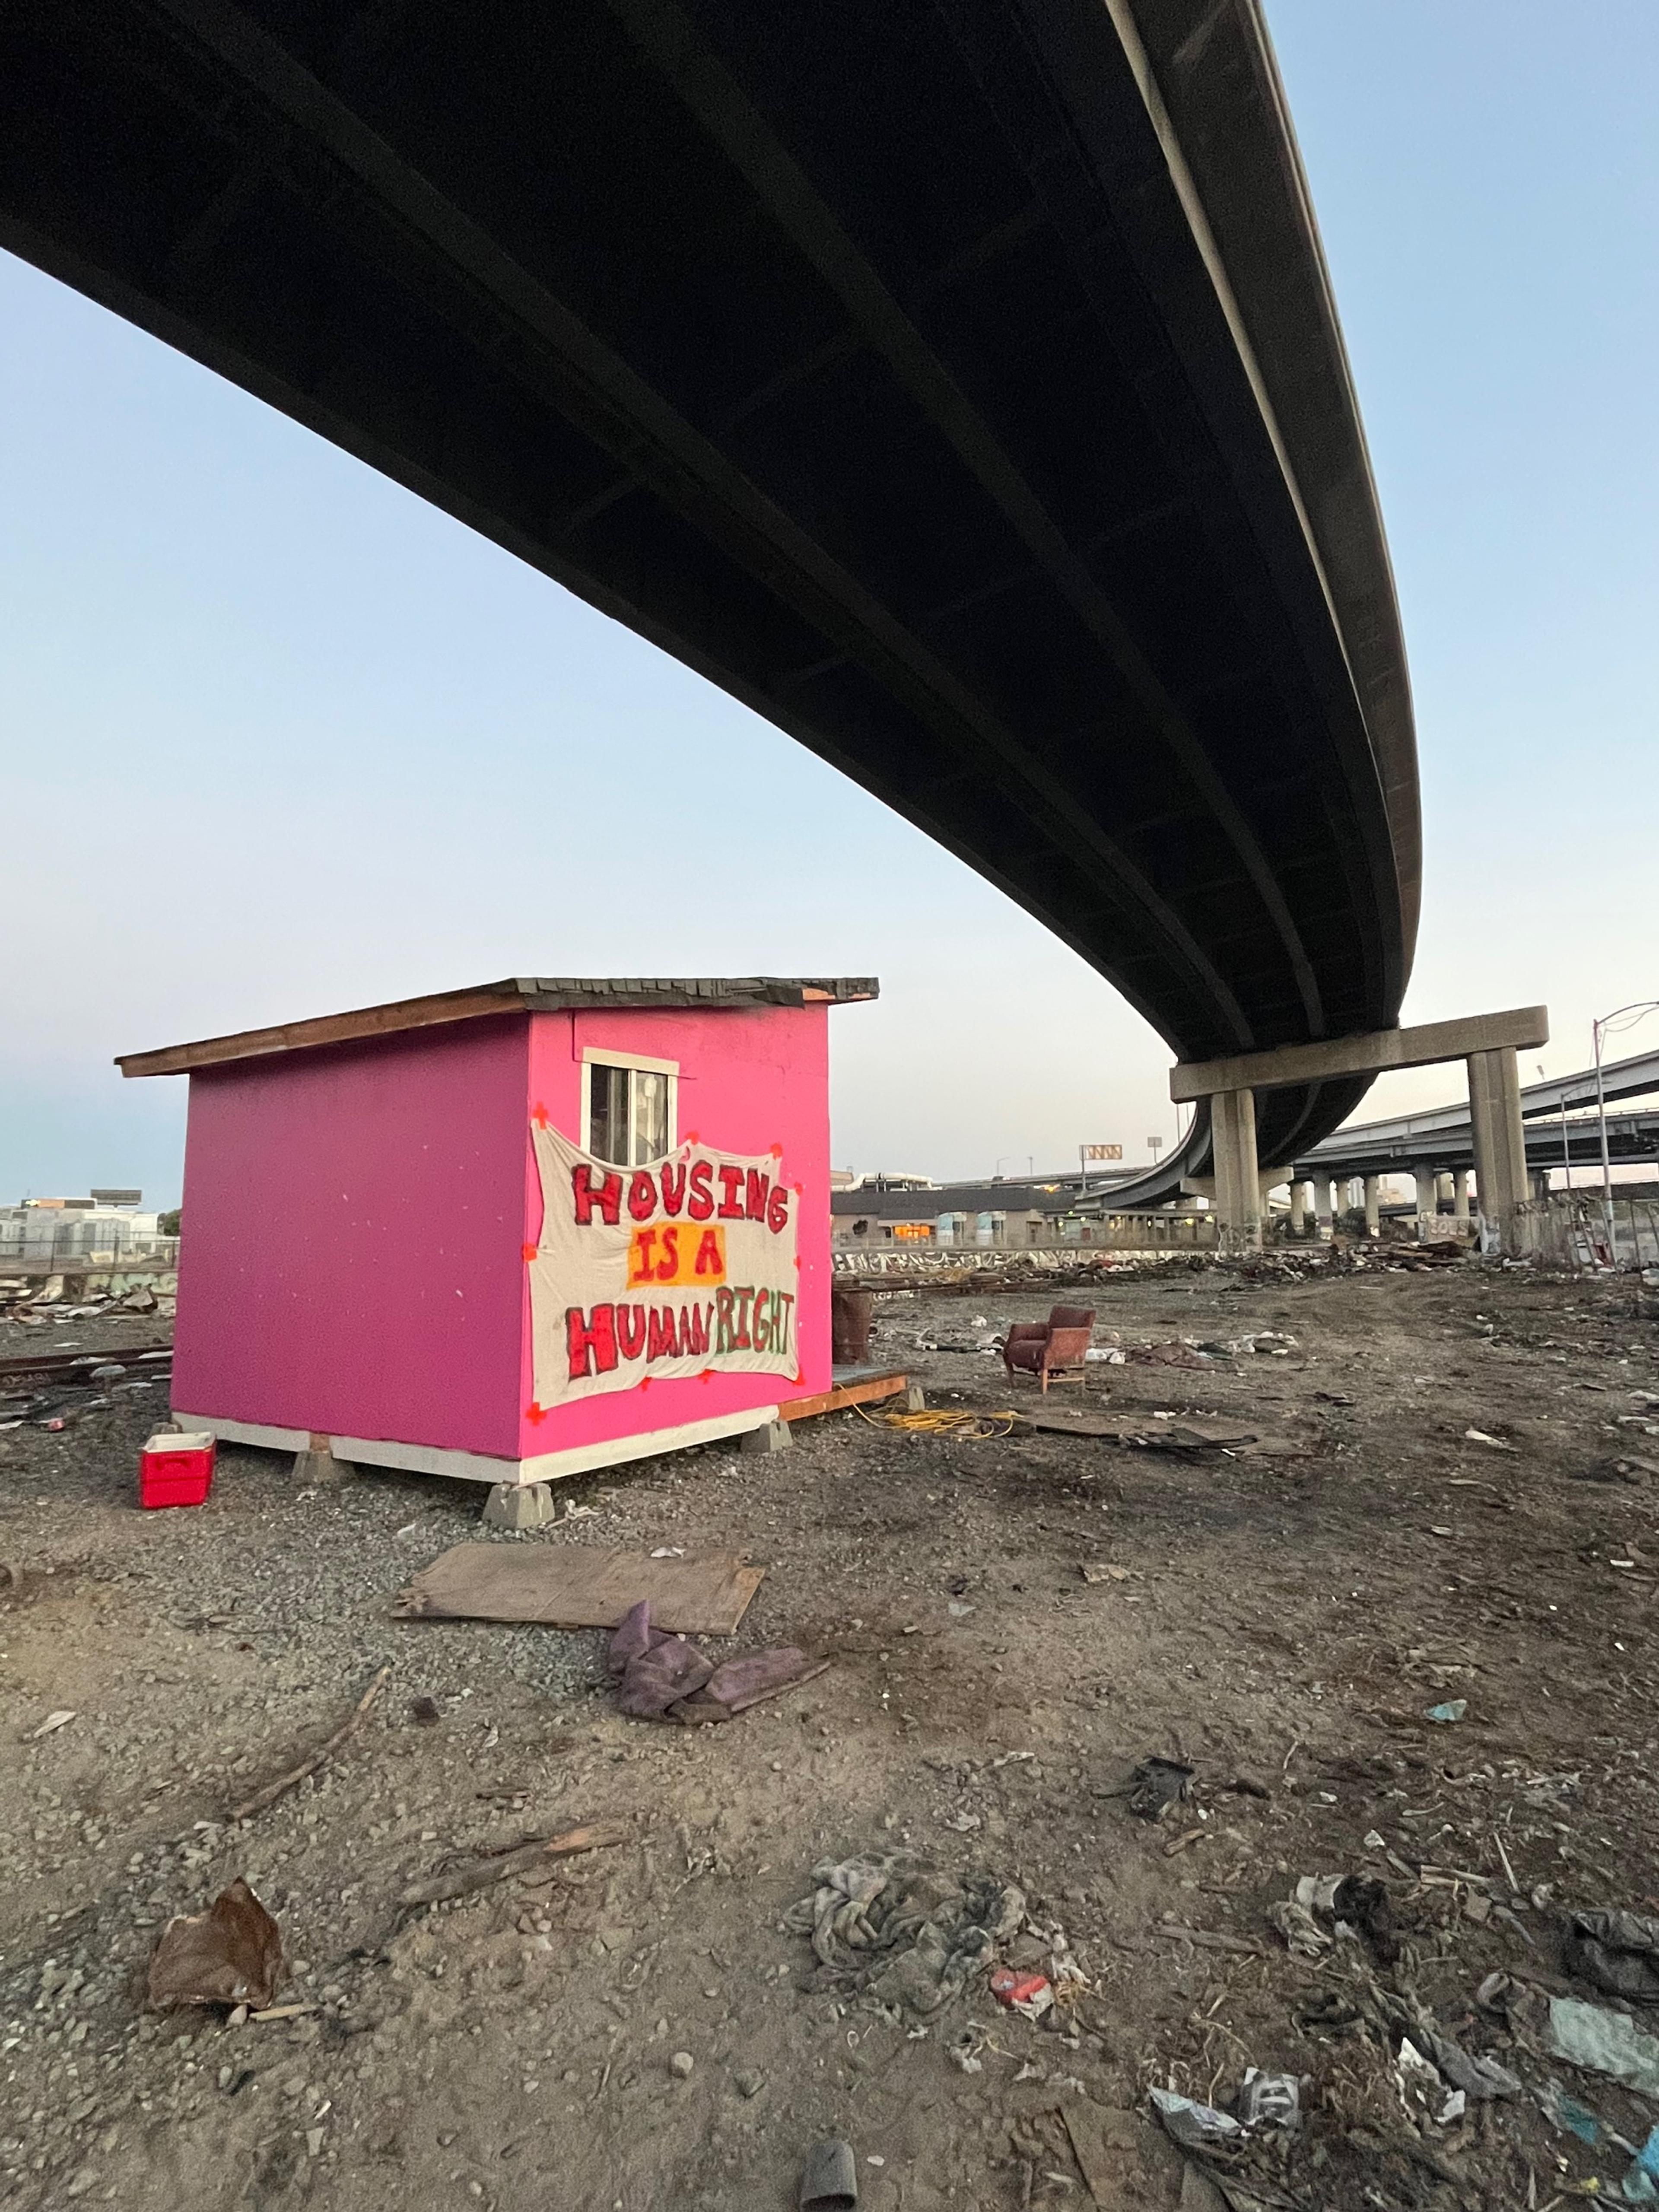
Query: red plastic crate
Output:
[[139, 1432, 215, 1509]]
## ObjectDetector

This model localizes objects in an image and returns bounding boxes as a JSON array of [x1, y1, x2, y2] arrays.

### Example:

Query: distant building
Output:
[[0, 1195, 163, 1264]]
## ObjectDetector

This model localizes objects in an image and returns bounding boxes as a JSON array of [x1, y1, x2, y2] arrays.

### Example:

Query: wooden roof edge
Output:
[[117, 976, 880, 1077]]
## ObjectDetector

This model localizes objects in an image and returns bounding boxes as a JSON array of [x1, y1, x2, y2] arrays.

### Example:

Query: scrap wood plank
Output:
[[777, 1370, 909, 1423], [393, 1545, 764, 1635]]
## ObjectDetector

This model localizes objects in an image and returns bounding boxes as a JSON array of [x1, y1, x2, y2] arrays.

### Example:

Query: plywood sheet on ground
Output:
[[393, 1546, 764, 1635]]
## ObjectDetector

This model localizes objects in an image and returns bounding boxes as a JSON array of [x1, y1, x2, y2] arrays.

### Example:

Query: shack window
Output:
[[585, 1059, 675, 1166]]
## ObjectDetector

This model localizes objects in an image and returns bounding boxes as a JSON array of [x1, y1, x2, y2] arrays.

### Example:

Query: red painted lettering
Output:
[[572, 1165, 622, 1226], [694, 1228, 724, 1277], [682, 1302, 710, 1356], [717, 1165, 746, 1220], [766, 1184, 789, 1234], [566, 1303, 617, 1379], [617, 1304, 647, 1360], [647, 1306, 680, 1361], [733, 1286, 754, 1348], [656, 1225, 680, 1280], [714, 1286, 736, 1353], [628, 1169, 657, 1221], [687, 1159, 715, 1220], [745, 1170, 769, 1222], [753, 1290, 771, 1352], [658, 1161, 687, 1215]]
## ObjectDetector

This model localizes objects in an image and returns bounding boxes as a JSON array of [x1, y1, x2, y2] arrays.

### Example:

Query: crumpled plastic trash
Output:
[[1268, 1898, 1329, 1958], [1564, 1909, 1659, 2006], [990, 1966, 1053, 2018], [1395, 2037, 1464, 2126], [1424, 1699, 1468, 1724], [1238, 2070, 1301, 2130], [1416, 2022, 1520, 2099], [1548, 1996, 1659, 2098], [147, 1878, 283, 2011], [1127, 1757, 1195, 1819], [1623, 2122, 1659, 2204], [1283, 1872, 1399, 1964], [1148, 2086, 1244, 2150], [1536, 2076, 1606, 2145]]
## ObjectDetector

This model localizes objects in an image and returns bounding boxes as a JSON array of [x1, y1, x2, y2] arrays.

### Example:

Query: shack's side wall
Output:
[[520, 1004, 833, 1459], [171, 1016, 528, 1459]]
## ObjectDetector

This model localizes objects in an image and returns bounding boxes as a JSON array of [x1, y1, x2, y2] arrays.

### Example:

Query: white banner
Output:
[[528, 1122, 801, 1411]]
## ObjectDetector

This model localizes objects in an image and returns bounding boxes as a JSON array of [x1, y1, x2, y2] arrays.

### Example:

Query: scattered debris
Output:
[[227, 1665, 389, 1822], [398, 1821, 627, 1909], [1156, 1922, 1271, 1960], [30, 1709, 76, 1739], [1238, 2070, 1301, 2131], [1079, 1562, 1132, 1584], [1127, 1757, 1195, 1819], [1574, 1455, 1657, 1484], [1564, 1909, 1659, 2005], [1395, 2036, 1463, 2126], [1267, 1897, 1329, 1959], [1464, 1427, 1518, 1451], [1624, 2123, 1659, 2204], [1424, 1698, 1468, 1723], [1547, 1995, 1659, 2098], [799, 2136, 859, 2210], [989, 1966, 1052, 2018], [408, 1695, 442, 1726], [1148, 2087, 1245, 2151], [147, 1878, 283, 2012]]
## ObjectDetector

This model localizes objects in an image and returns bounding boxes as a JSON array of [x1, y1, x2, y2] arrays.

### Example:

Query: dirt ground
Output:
[[4, 1262, 1659, 2211]]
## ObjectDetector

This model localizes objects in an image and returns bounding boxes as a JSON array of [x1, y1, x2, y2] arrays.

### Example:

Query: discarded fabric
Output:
[[607, 1599, 817, 1724], [782, 1854, 1024, 2018]]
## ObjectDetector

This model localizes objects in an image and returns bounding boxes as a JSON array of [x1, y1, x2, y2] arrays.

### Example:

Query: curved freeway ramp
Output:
[[0, 0, 1417, 1179]]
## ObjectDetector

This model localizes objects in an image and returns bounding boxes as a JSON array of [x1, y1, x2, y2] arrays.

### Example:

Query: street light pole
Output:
[[1592, 1001, 1659, 1261]]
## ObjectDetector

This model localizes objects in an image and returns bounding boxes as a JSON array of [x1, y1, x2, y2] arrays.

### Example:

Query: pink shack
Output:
[[119, 976, 876, 1490]]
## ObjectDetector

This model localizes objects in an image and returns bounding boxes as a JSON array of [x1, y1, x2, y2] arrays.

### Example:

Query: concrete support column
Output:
[[1315, 1179, 1336, 1235], [1290, 1180, 1308, 1234], [1363, 1174, 1381, 1237], [1468, 1045, 1529, 1253], [1456, 1170, 1474, 1220], [1530, 1167, 1552, 1201], [1210, 1087, 1262, 1250], [1437, 1171, 1455, 1214], [1414, 1165, 1438, 1238]]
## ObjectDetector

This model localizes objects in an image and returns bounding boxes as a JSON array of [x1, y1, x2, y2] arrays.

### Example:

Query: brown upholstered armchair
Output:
[[1001, 1306, 1096, 1391]]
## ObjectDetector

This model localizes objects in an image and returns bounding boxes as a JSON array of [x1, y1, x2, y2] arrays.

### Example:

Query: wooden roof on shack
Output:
[[118, 976, 878, 1078]]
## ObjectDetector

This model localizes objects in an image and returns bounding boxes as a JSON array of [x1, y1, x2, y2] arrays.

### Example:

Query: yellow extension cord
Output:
[[855, 1404, 1020, 1439]]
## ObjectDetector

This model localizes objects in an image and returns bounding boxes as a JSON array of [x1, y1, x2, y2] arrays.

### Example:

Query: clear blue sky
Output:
[[2, 0, 1655, 1206]]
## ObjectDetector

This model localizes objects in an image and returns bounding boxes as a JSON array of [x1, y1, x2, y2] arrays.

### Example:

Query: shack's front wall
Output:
[[519, 1005, 832, 1461], [171, 1017, 528, 1459]]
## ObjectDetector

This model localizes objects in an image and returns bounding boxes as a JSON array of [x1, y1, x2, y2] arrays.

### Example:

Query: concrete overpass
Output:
[[1282, 1046, 1659, 1234], [0, 0, 1420, 1186]]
